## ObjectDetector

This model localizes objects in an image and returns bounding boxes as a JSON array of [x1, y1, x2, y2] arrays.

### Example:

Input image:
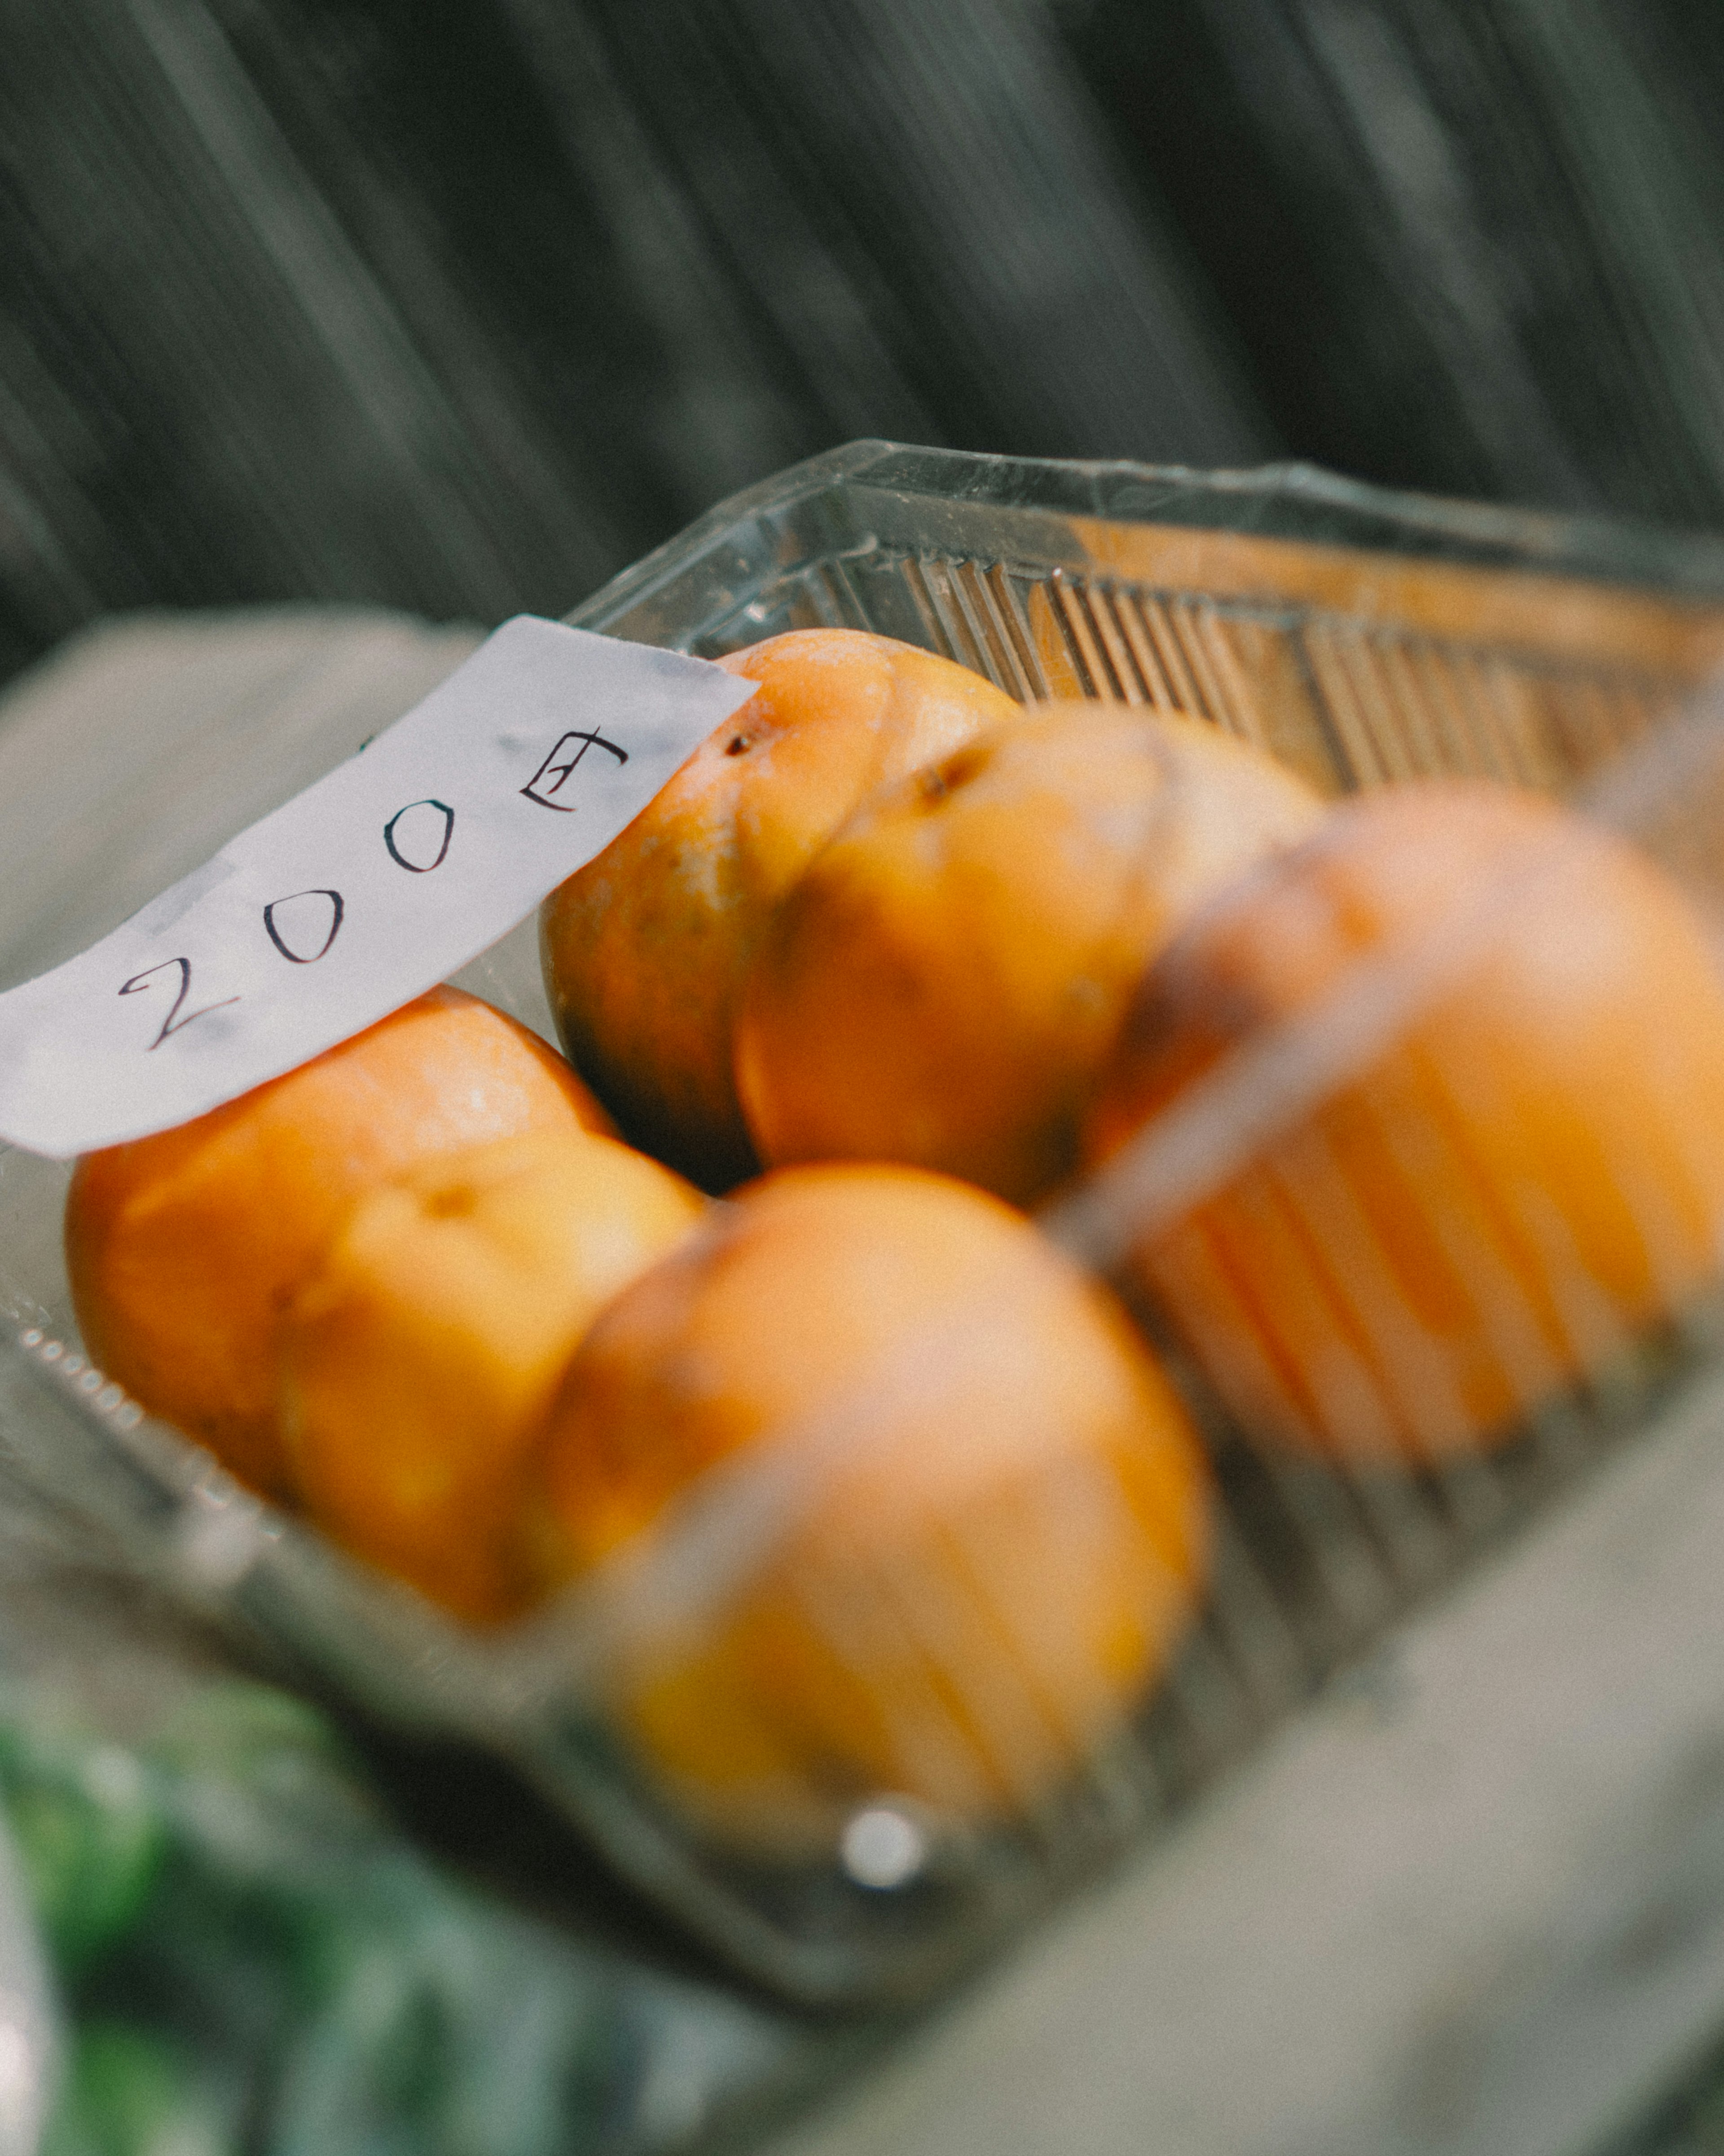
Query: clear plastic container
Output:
[[6, 441, 1724, 2009]]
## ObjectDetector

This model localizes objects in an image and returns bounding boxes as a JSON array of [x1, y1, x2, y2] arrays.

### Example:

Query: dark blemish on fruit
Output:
[[928, 746, 988, 799], [726, 736, 751, 756]]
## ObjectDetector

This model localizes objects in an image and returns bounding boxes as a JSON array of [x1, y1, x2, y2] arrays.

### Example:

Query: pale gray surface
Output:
[[766, 1369, 1724, 2156], [0, 606, 569, 1050], [0, 1815, 57, 2156], [0, 608, 483, 992]]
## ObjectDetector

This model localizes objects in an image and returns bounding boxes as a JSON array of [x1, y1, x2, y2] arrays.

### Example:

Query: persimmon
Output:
[[735, 705, 1324, 1207], [65, 986, 612, 1496], [1082, 780, 1724, 1466], [529, 1163, 1209, 1848], [539, 628, 1017, 1190], [281, 1129, 704, 1623]]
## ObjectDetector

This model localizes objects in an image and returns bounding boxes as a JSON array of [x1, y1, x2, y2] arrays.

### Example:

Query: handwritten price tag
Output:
[[0, 616, 755, 1158]]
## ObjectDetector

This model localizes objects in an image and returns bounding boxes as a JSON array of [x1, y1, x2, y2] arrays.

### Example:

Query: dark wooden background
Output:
[[4, 0, 1724, 688]]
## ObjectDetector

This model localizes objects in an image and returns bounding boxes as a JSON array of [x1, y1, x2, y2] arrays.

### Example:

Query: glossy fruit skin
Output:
[[281, 1129, 705, 1623], [531, 1163, 1210, 1848], [735, 705, 1324, 1207], [1083, 780, 1724, 1466], [538, 628, 1018, 1191], [65, 987, 613, 1497]]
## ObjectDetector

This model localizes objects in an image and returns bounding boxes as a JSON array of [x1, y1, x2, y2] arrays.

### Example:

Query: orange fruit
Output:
[[1082, 780, 1724, 1465], [65, 986, 612, 1496], [531, 1163, 1209, 1848], [281, 1129, 705, 1623], [538, 628, 1018, 1190], [735, 705, 1324, 1207]]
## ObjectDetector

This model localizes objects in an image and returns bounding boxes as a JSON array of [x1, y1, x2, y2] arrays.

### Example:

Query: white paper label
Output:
[[0, 616, 755, 1158]]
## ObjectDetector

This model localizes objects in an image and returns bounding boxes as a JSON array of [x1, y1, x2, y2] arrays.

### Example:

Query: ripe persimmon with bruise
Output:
[[539, 628, 1018, 1190], [529, 1162, 1210, 1847], [65, 987, 613, 1496], [1082, 781, 1724, 1466], [735, 705, 1324, 1207], [281, 1129, 705, 1623]]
